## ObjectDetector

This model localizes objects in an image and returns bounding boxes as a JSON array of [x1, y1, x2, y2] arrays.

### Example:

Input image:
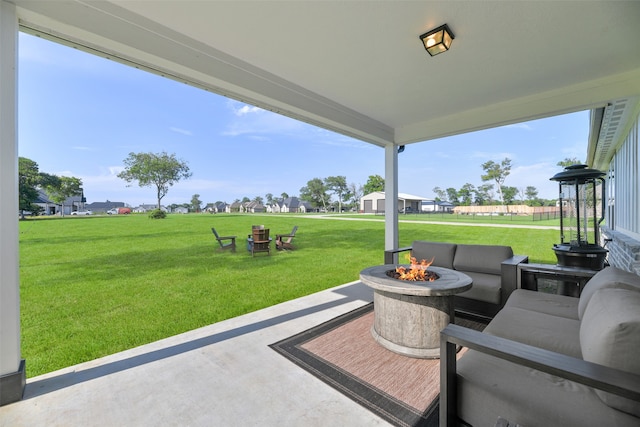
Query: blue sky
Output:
[[18, 33, 587, 207]]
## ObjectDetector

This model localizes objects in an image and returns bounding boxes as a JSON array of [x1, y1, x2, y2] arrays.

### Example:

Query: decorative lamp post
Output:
[[549, 164, 607, 270]]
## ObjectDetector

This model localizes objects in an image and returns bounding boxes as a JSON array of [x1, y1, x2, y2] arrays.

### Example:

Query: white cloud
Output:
[[222, 108, 303, 137], [169, 127, 193, 136], [504, 123, 534, 131], [507, 162, 560, 199], [233, 104, 264, 116], [433, 151, 452, 159], [315, 137, 372, 150], [108, 166, 125, 175], [470, 151, 515, 161]]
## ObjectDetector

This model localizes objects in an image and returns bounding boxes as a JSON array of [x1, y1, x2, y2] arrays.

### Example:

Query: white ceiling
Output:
[[13, 1, 640, 151]]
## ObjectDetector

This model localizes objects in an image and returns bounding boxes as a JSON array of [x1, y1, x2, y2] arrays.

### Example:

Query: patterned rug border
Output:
[[269, 303, 438, 427]]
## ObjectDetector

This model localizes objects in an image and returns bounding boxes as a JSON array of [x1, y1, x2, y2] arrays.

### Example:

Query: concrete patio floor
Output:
[[0, 281, 394, 426]]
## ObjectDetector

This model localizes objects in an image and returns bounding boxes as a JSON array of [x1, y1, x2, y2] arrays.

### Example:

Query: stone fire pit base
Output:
[[360, 265, 472, 359], [371, 290, 451, 358]]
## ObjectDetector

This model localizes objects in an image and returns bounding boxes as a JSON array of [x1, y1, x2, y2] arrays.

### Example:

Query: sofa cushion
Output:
[[453, 244, 513, 275], [580, 288, 640, 417], [457, 350, 640, 427], [411, 241, 456, 269], [505, 289, 579, 320], [484, 307, 582, 358], [578, 266, 640, 319], [458, 271, 502, 304]]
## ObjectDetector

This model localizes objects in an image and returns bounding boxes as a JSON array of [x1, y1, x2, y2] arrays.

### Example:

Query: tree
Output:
[[432, 187, 447, 202], [19, 157, 84, 218], [445, 187, 459, 205], [300, 178, 330, 210], [118, 151, 191, 210], [458, 183, 475, 206], [348, 182, 363, 210], [190, 194, 202, 212], [18, 157, 43, 218], [481, 158, 512, 207], [557, 157, 582, 168], [474, 184, 494, 205], [325, 176, 349, 213], [501, 186, 518, 205], [525, 186, 540, 206], [363, 174, 384, 195], [517, 187, 526, 204], [280, 192, 289, 200], [45, 176, 83, 216], [253, 196, 264, 205], [265, 193, 274, 205]]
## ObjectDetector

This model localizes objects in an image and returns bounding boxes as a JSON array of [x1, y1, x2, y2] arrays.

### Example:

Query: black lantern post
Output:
[[549, 164, 607, 270]]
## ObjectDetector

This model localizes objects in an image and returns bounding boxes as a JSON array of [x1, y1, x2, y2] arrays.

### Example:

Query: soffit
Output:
[[13, 1, 640, 148]]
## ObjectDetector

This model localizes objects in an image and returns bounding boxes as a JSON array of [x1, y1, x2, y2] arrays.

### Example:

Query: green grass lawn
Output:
[[19, 213, 558, 377]]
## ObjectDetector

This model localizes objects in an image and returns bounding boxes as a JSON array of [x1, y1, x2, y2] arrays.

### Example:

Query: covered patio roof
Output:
[[13, 1, 640, 151]]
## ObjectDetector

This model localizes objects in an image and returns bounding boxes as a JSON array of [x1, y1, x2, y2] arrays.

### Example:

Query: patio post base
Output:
[[0, 359, 26, 406]]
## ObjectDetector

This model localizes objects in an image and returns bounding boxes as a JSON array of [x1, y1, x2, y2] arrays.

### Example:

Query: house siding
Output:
[[602, 106, 640, 274]]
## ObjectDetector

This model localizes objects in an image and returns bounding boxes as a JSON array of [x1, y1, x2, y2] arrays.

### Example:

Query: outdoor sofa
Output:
[[440, 265, 640, 426], [384, 241, 529, 318]]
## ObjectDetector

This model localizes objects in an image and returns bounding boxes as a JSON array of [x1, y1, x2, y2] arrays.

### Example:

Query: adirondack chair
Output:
[[251, 227, 271, 256], [276, 225, 298, 250], [211, 227, 236, 252]]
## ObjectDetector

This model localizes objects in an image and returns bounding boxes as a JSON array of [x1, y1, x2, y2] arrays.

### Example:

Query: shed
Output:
[[360, 192, 428, 214]]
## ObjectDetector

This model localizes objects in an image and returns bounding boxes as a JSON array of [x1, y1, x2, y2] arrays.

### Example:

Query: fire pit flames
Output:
[[386, 256, 439, 282]]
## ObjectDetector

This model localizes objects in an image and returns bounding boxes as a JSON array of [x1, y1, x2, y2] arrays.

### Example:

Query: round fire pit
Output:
[[360, 264, 472, 359]]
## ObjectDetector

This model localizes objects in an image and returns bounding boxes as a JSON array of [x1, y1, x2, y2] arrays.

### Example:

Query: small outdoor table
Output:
[[360, 264, 472, 359]]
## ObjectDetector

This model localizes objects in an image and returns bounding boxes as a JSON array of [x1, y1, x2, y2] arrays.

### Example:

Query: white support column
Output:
[[384, 144, 399, 258], [0, 0, 25, 405]]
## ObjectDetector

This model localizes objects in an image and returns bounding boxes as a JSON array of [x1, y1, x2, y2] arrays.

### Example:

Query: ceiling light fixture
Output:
[[419, 24, 454, 56]]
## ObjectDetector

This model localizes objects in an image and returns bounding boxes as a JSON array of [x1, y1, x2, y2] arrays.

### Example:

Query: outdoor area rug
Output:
[[269, 303, 487, 427]]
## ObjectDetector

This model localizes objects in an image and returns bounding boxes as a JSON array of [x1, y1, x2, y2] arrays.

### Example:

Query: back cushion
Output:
[[411, 241, 456, 269], [578, 266, 640, 319], [453, 244, 513, 275], [580, 288, 640, 417]]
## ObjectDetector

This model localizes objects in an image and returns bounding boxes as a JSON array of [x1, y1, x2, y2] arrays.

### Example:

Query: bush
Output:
[[148, 209, 166, 219]]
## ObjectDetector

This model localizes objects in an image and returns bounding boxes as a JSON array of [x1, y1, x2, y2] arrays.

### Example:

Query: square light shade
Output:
[[419, 24, 455, 56]]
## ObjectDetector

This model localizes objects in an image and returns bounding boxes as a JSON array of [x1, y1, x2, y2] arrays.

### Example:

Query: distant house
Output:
[[265, 202, 278, 213], [300, 201, 313, 212], [31, 190, 57, 215], [281, 197, 299, 213], [172, 206, 189, 214], [133, 204, 167, 213], [360, 191, 428, 214], [32, 189, 85, 215], [421, 200, 454, 213], [204, 202, 228, 213], [244, 201, 265, 213], [228, 202, 242, 213], [280, 197, 312, 213], [86, 200, 126, 214]]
